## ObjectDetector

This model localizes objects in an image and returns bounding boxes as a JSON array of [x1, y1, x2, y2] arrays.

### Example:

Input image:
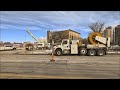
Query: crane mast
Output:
[[26, 30, 40, 43]]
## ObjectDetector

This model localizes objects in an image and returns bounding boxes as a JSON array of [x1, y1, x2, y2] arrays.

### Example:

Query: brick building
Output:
[[47, 29, 80, 44]]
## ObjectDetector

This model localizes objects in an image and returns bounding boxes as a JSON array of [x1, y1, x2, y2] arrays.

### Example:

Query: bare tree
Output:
[[82, 38, 88, 45], [89, 21, 105, 33], [106, 26, 112, 29]]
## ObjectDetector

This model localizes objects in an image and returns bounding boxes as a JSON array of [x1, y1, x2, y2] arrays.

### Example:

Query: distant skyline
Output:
[[0, 11, 120, 42]]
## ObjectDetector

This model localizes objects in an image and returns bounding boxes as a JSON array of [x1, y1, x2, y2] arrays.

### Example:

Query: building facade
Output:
[[13, 42, 23, 48], [104, 26, 112, 38], [38, 37, 47, 43], [104, 26, 113, 43], [47, 29, 80, 44], [114, 25, 120, 45]]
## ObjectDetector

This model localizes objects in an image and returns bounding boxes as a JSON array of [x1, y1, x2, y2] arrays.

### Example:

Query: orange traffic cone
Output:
[[50, 48, 55, 62]]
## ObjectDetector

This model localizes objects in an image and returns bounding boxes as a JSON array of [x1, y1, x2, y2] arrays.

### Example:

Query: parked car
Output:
[[0, 44, 16, 51]]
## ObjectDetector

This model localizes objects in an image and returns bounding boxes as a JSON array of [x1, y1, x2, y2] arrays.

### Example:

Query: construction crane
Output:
[[26, 30, 40, 43], [26, 30, 45, 50]]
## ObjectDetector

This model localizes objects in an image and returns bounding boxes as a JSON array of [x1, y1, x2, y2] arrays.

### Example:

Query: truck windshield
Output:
[[62, 41, 67, 44], [38, 44, 42, 46]]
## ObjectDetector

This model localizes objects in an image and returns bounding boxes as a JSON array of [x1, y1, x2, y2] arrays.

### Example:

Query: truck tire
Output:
[[79, 48, 87, 55], [88, 49, 96, 56], [13, 48, 16, 50], [97, 49, 105, 56], [55, 49, 62, 56]]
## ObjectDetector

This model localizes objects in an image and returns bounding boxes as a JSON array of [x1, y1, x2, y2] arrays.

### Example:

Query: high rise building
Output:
[[114, 25, 120, 45], [104, 26, 113, 43]]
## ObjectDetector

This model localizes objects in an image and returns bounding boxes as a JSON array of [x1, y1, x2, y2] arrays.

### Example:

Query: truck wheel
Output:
[[13, 48, 16, 50], [79, 48, 87, 55], [88, 49, 96, 56], [97, 49, 105, 56], [55, 49, 62, 56]]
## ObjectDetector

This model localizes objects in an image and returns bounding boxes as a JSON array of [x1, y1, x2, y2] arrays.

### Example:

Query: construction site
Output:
[[0, 28, 120, 79]]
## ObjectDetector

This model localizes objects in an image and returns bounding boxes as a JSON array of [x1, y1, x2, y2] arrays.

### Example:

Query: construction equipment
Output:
[[53, 32, 110, 56], [25, 43, 34, 51], [26, 30, 45, 50], [88, 32, 102, 44]]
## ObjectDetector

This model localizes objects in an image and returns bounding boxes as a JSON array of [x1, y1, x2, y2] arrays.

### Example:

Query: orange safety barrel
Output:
[[88, 32, 102, 44]]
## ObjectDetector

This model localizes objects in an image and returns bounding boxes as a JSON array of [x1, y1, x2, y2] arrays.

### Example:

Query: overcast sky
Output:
[[0, 11, 120, 42]]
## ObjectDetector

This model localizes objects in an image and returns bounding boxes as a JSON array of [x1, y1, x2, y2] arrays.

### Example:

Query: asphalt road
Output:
[[0, 54, 120, 79]]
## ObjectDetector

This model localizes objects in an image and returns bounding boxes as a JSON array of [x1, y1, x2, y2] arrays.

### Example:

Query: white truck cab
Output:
[[54, 39, 79, 55]]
